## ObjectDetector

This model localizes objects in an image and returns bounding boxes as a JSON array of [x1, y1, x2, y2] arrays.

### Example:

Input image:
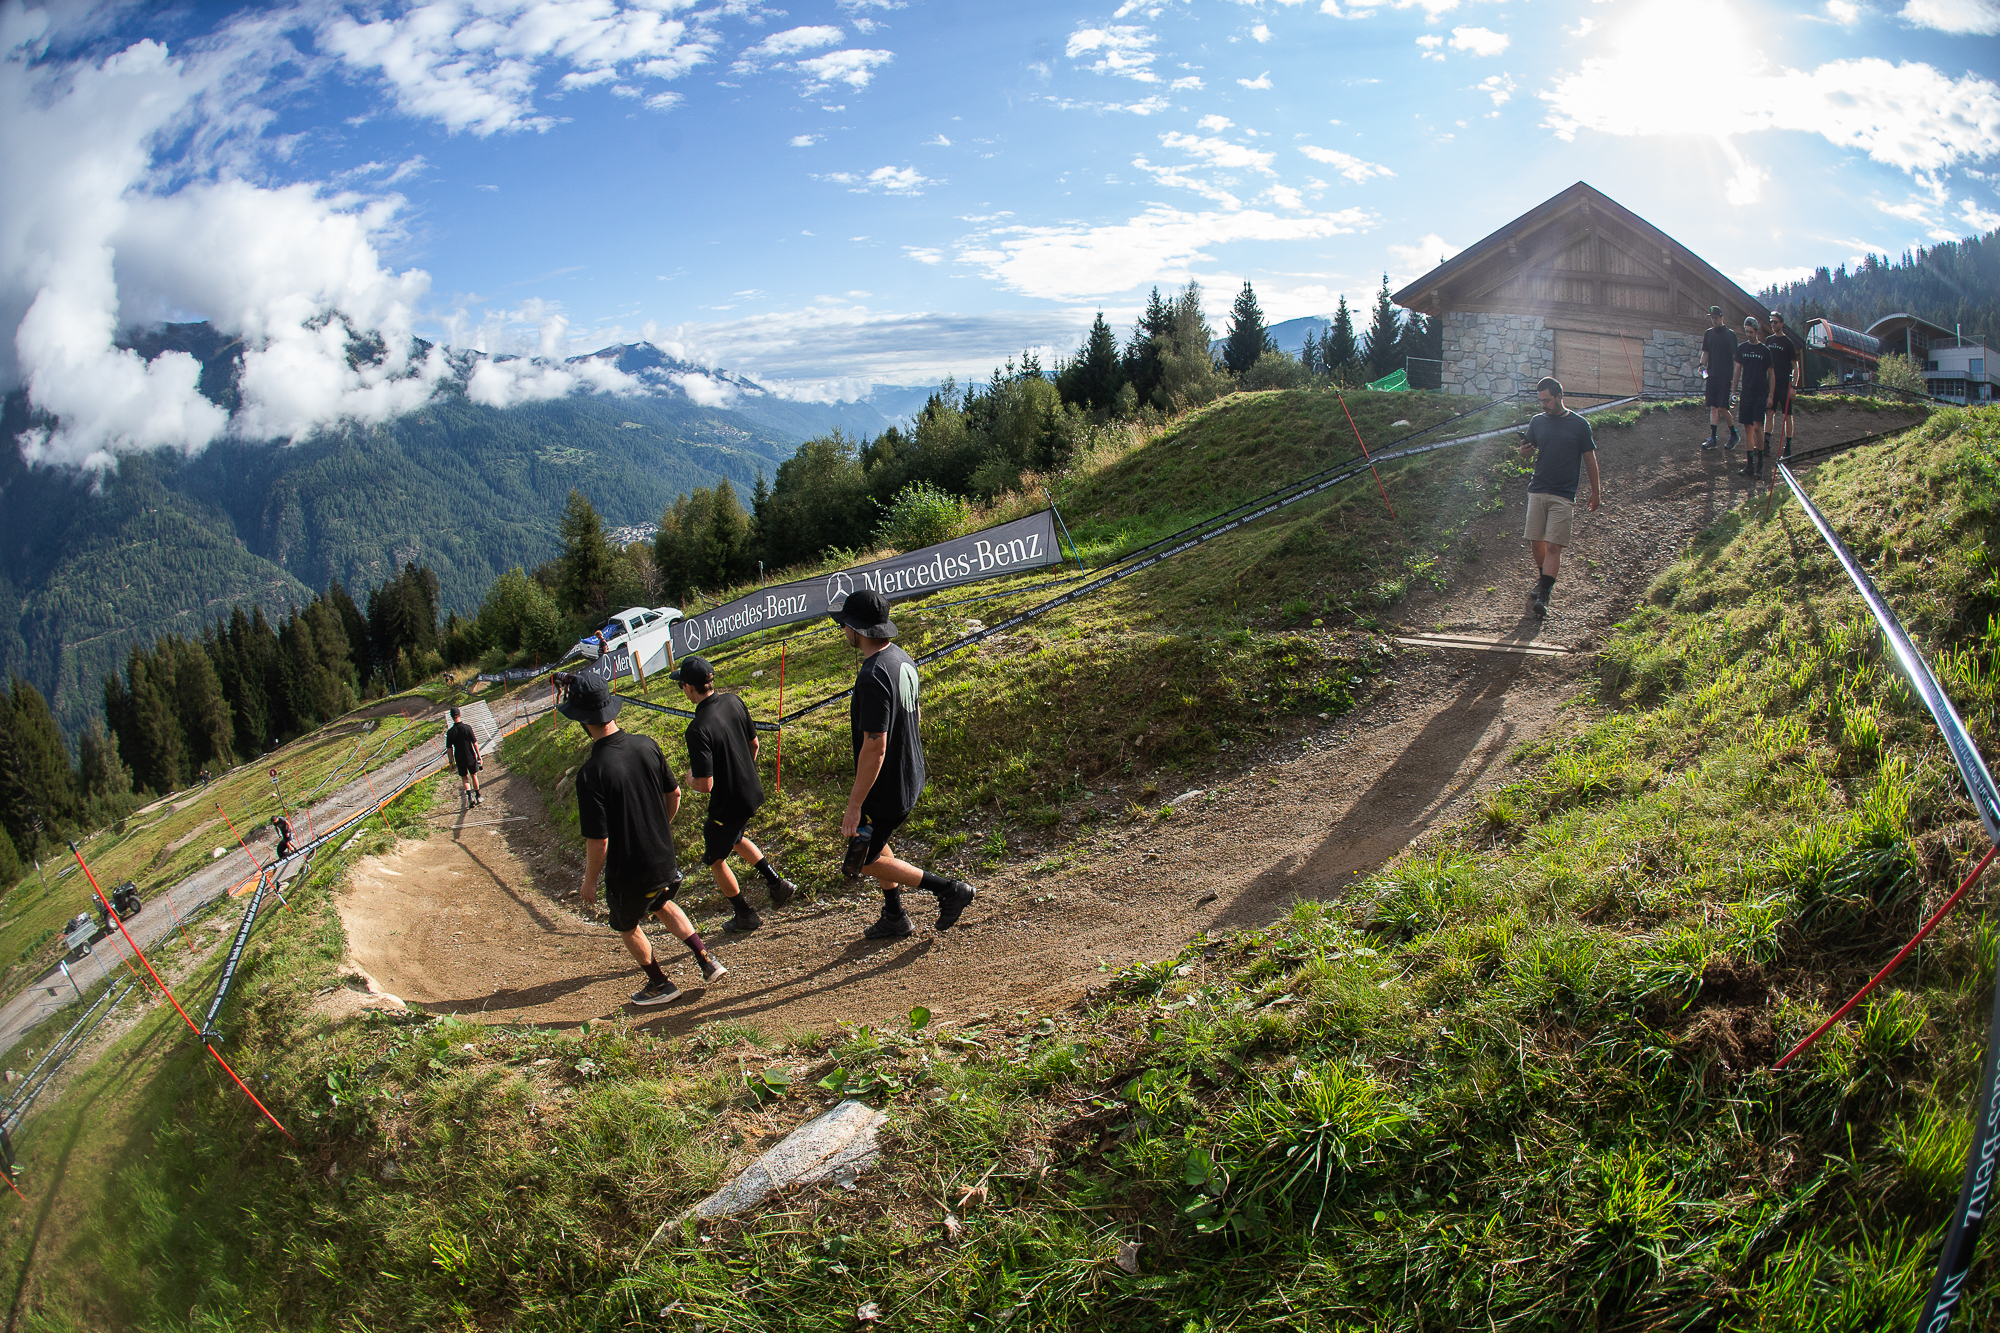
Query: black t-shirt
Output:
[[1735, 341, 1773, 399], [851, 644, 926, 818], [1766, 332, 1798, 390], [1526, 409, 1597, 501], [1702, 325, 1738, 377], [686, 692, 763, 822], [575, 730, 682, 895], [444, 721, 478, 762]]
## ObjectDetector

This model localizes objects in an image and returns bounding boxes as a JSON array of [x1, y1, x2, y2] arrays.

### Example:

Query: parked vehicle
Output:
[[572, 606, 682, 662], [61, 914, 95, 962], [96, 881, 143, 930]]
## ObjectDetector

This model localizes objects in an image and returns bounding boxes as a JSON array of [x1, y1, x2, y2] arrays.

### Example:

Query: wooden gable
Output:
[[1393, 183, 1765, 338]]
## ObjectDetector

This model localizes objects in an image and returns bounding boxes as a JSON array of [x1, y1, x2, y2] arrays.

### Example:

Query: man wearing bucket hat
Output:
[[667, 654, 797, 933], [557, 665, 725, 1005], [830, 586, 977, 939]]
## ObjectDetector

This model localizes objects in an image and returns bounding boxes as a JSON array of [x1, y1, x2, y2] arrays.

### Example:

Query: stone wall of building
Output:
[[1440, 311, 1552, 397], [1645, 330, 1703, 396]]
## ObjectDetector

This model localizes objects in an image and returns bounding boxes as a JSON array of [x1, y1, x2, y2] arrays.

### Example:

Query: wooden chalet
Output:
[[1391, 182, 1766, 400]]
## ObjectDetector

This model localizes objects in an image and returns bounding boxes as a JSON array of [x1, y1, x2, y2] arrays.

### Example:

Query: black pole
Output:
[[199, 871, 273, 1045]]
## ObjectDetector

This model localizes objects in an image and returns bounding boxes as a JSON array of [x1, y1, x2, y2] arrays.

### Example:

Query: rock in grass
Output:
[[686, 1099, 887, 1220]]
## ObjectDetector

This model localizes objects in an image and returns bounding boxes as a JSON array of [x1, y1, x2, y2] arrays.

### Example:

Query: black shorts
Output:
[[1738, 393, 1768, 424], [703, 811, 751, 866], [455, 756, 480, 777], [1770, 384, 1792, 415], [859, 806, 911, 867], [1705, 375, 1732, 408], [607, 877, 680, 932]]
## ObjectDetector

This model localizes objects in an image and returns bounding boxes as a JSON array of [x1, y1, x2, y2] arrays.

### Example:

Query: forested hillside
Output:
[[1762, 227, 2000, 341]]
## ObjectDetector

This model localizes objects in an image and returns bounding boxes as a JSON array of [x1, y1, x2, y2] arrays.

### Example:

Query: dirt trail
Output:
[[337, 404, 1916, 1037]]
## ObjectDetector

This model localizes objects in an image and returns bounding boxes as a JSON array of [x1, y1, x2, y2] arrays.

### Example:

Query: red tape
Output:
[[1335, 391, 1398, 521]]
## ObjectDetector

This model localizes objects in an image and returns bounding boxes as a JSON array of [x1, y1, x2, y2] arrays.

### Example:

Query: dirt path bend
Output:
[[337, 404, 1918, 1037]]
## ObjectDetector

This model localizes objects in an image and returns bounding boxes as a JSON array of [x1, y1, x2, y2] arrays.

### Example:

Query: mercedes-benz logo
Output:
[[826, 571, 855, 609], [682, 620, 702, 650]]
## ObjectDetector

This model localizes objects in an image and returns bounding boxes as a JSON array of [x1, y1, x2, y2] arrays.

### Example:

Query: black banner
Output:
[[669, 509, 1065, 657]]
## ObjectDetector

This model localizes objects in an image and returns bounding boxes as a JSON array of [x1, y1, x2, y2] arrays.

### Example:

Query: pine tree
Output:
[[1223, 280, 1275, 376], [1363, 274, 1402, 380], [1394, 311, 1442, 386], [326, 580, 370, 681], [1059, 312, 1126, 414], [0, 676, 80, 850], [1122, 286, 1174, 407], [557, 490, 615, 619], [1326, 296, 1359, 375], [1300, 328, 1321, 377]]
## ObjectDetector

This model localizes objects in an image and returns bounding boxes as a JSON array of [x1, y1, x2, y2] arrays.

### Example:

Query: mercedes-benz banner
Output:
[[668, 508, 1067, 658]]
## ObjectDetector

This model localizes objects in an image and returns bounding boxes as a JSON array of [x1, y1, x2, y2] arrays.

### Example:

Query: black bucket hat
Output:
[[829, 586, 898, 639], [667, 655, 714, 686], [555, 670, 623, 726]]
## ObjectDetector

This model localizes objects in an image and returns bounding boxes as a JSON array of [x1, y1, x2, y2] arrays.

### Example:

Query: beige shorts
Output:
[[1524, 492, 1574, 546]]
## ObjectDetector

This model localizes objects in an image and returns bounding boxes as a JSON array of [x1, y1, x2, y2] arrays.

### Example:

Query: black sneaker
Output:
[[1701, 437, 1719, 450], [1727, 432, 1739, 450], [765, 876, 797, 908], [1782, 443, 1793, 460], [935, 880, 977, 930], [698, 956, 728, 984], [1739, 462, 1755, 476], [631, 977, 682, 1006], [722, 903, 763, 933], [863, 912, 914, 940], [1532, 592, 1549, 620]]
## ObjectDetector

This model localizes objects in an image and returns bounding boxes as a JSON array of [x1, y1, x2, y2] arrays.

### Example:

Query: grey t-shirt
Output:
[[1526, 410, 1597, 502]]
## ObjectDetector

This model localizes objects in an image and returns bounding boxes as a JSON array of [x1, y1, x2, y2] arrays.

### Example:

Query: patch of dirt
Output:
[[333, 404, 1924, 1039]]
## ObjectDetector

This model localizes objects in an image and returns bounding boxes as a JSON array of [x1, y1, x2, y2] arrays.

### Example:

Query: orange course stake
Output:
[[67, 842, 293, 1141], [0, 1169, 28, 1206], [1335, 391, 1399, 522]]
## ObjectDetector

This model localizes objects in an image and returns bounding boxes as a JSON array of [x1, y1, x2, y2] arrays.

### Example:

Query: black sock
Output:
[[682, 932, 707, 961], [918, 871, 953, 897], [1535, 573, 1555, 596], [1709, 424, 1717, 439], [883, 889, 905, 916], [730, 891, 755, 914], [752, 857, 782, 885], [642, 958, 668, 984]]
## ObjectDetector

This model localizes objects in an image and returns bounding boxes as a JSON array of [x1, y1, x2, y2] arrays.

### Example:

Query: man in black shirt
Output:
[[1518, 376, 1601, 619], [444, 707, 483, 806], [1767, 311, 1801, 459], [830, 587, 976, 940], [668, 655, 797, 934], [1733, 317, 1775, 480], [271, 814, 296, 861], [1700, 306, 1739, 451], [560, 667, 726, 1006]]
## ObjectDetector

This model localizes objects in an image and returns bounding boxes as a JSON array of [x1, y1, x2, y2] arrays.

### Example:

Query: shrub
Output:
[[874, 481, 971, 551], [1875, 352, 1927, 396]]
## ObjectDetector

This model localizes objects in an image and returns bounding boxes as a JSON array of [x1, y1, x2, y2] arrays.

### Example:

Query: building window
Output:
[[1972, 358, 1985, 374]]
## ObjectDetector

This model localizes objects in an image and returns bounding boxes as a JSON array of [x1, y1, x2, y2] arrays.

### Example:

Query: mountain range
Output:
[[0, 325, 916, 737]]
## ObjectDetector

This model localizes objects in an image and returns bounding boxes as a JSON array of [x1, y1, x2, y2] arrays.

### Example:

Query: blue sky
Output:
[[3, 0, 1998, 466]]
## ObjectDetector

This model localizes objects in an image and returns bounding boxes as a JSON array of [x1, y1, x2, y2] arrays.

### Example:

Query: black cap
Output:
[[829, 586, 898, 639], [1709, 305, 1723, 317], [667, 655, 714, 686], [554, 670, 623, 726]]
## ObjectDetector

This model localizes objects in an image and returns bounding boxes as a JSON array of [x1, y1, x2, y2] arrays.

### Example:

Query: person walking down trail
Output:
[[1734, 317, 1776, 481], [1519, 376, 1602, 621], [831, 587, 978, 941], [1700, 305, 1740, 452], [444, 707, 483, 806], [271, 814, 297, 861], [558, 668, 726, 1007], [1767, 311, 1802, 461], [667, 655, 797, 935]]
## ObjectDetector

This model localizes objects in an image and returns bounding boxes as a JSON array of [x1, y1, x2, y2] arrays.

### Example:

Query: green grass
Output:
[[8, 401, 1999, 1331]]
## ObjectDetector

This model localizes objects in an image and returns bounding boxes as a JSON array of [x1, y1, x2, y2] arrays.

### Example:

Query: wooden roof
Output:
[[1392, 182, 1765, 337]]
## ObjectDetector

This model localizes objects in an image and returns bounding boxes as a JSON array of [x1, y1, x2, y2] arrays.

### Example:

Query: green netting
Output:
[[1366, 368, 1409, 392]]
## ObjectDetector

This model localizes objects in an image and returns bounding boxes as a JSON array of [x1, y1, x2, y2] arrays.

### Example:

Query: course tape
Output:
[[1774, 462, 2000, 1332], [0, 983, 117, 1121], [613, 692, 782, 732], [771, 398, 1636, 726], [199, 869, 275, 1044], [2, 981, 135, 1136]]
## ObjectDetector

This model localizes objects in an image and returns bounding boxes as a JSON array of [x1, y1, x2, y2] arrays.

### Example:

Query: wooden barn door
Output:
[[1552, 330, 1644, 398]]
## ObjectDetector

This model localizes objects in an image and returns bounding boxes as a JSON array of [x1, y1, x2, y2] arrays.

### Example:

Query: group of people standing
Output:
[[1700, 303, 1802, 479], [551, 585, 975, 1007]]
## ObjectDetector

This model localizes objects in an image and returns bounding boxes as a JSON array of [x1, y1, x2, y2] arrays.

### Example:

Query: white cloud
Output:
[[321, 0, 717, 137], [466, 355, 644, 408], [1477, 73, 1516, 106], [1298, 144, 1395, 183], [558, 68, 617, 90], [1542, 0, 2000, 204], [1825, 1, 1860, 22], [1266, 184, 1308, 210], [742, 25, 846, 60], [1390, 0, 1463, 20], [1131, 158, 1243, 209], [791, 133, 822, 147], [1386, 233, 1460, 286], [818, 164, 931, 194], [644, 91, 681, 112], [1170, 75, 1204, 90], [1736, 264, 1817, 290], [904, 246, 944, 264], [926, 132, 952, 145], [1198, 114, 1233, 131], [1450, 27, 1509, 56], [1067, 25, 1159, 82], [796, 48, 895, 90], [1568, 18, 1597, 37], [1159, 131, 1277, 174], [1900, 0, 2000, 33], [1963, 199, 2000, 229], [1237, 71, 1274, 90], [1043, 94, 1171, 114], [1252, 23, 1273, 41], [1416, 34, 1444, 61], [955, 205, 1376, 301]]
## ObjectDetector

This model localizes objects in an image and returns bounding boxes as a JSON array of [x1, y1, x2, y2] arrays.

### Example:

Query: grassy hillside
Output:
[[5, 396, 1998, 1331]]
